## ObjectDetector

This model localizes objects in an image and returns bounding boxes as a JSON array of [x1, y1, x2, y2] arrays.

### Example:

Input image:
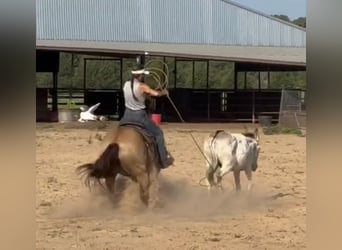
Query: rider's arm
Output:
[[138, 83, 166, 97]]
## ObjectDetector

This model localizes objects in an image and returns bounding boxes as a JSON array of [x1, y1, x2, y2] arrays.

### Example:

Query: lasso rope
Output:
[[144, 58, 217, 188]]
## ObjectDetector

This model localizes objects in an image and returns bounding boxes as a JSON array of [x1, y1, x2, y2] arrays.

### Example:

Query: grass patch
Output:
[[36, 121, 116, 131], [36, 123, 55, 130], [262, 125, 302, 135]]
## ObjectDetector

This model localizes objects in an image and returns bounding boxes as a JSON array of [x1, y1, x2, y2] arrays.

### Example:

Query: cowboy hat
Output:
[[131, 69, 150, 75]]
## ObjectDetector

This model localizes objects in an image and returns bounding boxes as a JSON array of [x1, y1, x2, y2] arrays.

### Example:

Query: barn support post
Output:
[[252, 90, 255, 124], [268, 71, 271, 88], [244, 71, 247, 89], [141, 54, 146, 66], [52, 71, 58, 112], [258, 71, 261, 90], [192, 60, 195, 88], [120, 57, 123, 88], [174, 58, 177, 88], [206, 60, 210, 121], [161, 56, 166, 117], [234, 63, 238, 91], [83, 58, 87, 102], [163, 56, 166, 83]]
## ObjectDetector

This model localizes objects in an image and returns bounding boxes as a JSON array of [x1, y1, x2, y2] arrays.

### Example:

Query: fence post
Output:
[[252, 91, 255, 124], [52, 71, 58, 111], [278, 88, 306, 129], [206, 60, 210, 121]]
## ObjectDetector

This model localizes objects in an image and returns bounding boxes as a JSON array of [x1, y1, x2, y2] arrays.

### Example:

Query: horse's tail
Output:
[[76, 143, 120, 189]]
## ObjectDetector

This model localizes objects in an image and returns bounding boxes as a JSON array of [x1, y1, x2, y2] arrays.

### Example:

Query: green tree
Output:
[[293, 17, 306, 28], [272, 14, 291, 22]]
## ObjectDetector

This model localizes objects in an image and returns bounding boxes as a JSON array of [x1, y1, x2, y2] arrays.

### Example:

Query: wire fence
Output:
[[278, 89, 306, 131]]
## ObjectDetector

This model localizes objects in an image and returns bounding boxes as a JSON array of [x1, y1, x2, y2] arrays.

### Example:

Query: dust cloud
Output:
[[50, 174, 283, 221]]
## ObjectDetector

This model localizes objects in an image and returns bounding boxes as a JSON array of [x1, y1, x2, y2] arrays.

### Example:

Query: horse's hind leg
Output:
[[136, 173, 150, 206], [148, 165, 161, 209]]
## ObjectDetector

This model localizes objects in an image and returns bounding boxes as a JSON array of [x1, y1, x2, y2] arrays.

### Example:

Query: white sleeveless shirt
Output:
[[123, 79, 146, 110]]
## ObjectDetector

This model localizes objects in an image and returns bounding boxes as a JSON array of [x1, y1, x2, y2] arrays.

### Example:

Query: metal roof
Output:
[[220, 0, 306, 32], [37, 40, 305, 66], [36, 0, 306, 65]]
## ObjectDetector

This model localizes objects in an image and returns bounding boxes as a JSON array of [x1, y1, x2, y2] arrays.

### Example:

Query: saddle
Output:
[[119, 122, 153, 139], [119, 122, 161, 164]]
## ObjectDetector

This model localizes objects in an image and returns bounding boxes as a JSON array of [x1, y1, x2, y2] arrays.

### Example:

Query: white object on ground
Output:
[[78, 103, 101, 122]]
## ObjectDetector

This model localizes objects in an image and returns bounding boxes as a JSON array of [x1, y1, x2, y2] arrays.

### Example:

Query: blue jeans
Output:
[[119, 108, 168, 163]]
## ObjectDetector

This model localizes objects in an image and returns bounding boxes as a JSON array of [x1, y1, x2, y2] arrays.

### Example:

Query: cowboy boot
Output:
[[162, 150, 174, 168]]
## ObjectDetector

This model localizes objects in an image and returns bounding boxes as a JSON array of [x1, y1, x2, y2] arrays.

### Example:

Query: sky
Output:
[[232, 0, 306, 20]]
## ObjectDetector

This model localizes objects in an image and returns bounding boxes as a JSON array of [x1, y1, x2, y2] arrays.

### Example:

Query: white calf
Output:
[[203, 128, 260, 191]]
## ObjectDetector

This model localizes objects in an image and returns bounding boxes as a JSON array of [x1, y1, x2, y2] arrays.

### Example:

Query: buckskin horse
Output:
[[77, 123, 162, 209]]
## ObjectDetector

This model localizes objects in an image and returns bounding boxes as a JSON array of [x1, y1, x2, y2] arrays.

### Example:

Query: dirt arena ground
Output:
[[36, 122, 306, 250]]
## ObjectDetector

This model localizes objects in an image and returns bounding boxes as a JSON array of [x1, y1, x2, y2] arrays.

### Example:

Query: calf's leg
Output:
[[245, 168, 253, 191], [217, 162, 235, 191], [233, 169, 241, 191]]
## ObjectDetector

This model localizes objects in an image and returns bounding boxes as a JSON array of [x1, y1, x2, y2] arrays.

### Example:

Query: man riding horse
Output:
[[119, 66, 174, 169]]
